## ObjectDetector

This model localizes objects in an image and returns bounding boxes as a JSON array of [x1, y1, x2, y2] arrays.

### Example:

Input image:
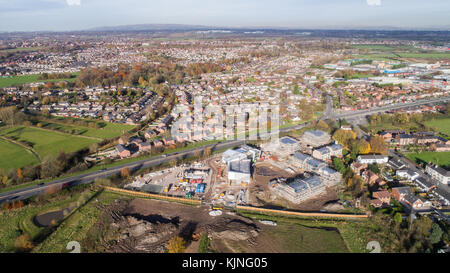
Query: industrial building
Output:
[[227, 159, 252, 186], [222, 149, 248, 164]]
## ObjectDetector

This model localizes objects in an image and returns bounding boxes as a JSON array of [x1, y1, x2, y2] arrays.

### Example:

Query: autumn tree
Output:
[[315, 120, 329, 132], [89, 143, 99, 155], [14, 234, 34, 252], [352, 139, 371, 155], [0, 106, 26, 126], [203, 147, 212, 159], [121, 167, 130, 178], [332, 129, 356, 147], [169, 159, 177, 168], [17, 168, 23, 180], [167, 236, 186, 253], [370, 136, 388, 155]]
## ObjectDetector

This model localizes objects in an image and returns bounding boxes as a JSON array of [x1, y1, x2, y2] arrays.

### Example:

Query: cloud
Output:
[[0, 0, 66, 13], [366, 0, 381, 6], [66, 0, 81, 6]]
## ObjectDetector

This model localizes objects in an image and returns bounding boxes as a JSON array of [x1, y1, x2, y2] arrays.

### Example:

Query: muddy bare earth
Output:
[[95, 198, 260, 253]]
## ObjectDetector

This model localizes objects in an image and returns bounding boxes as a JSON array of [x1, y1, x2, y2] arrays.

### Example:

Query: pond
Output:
[[33, 207, 73, 227]]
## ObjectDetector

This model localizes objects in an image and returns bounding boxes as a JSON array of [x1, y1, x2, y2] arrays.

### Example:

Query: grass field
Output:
[[0, 47, 46, 53], [0, 73, 79, 88], [352, 44, 397, 51], [237, 211, 368, 253], [405, 151, 450, 168], [424, 118, 450, 136], [0, 126, 99, 159], [355, 52, 450, 62], [397, 52, 450, 59], [0, 138, 39, 171], [39, 120, 135, 139], [0, 138, 230, 195]]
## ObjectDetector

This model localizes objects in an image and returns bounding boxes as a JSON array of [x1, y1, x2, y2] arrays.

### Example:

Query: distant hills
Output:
[[86, 23, 450, 32], [87, 24, 212, 32]]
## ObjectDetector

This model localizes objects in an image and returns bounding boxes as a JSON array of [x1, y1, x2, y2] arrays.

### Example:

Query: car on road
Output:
[[162, 154, 167, 158], [38, 182, 45, 186]]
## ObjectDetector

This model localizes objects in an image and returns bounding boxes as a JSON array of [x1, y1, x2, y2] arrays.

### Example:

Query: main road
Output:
[[334, 96, 450, 120], [0, 122, 311, 204], [1, 95, 448, 204]]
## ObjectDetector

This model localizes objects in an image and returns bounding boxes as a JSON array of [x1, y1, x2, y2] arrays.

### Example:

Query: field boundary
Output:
[[0, 135, 41, 162], [103, 186, 202, 205], [25, 125, 103, 141], [235, 205, 369, 219]]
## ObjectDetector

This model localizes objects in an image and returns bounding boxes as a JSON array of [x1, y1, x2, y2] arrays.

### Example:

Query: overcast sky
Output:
[[0, 0, 449, 32]]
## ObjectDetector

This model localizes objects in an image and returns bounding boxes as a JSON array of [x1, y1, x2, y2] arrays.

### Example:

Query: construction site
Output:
[[85, 197, 350, 253], [124, 161, 213, 200], [122, 132, 343, 211]]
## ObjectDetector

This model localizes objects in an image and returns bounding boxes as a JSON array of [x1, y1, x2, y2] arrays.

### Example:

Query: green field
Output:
[[406, 151, 450, 168], [352, 44, 397, 51], [237, 211, 368, 253], [0, 126, 99, 160], [352, 44, 422, 52], [355, 52, 450, 62], [39, 120, 135, 139], [0, 47, 46, 53], [397, 52, 450, 59], [0, 138, 39, 171], [425, 118, 450, 136], [0, 73, 79, 88]]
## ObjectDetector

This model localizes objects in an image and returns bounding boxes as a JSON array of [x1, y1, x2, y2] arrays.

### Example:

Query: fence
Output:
[[235, 205, 368, 219], [103, 186, 202, 205]]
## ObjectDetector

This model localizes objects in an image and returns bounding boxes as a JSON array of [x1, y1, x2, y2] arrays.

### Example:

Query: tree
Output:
[[169, 159, 177, 168], [0, 106, 25, 126], [14, 234, 34, 252], [369, 164, 380, 174], [370, 136, 388, 155], [315, 120, 329, 132], [430, 223, 443, 245], [369, 114, 381, 126], [121, 167, 130, 178], [167, 236, 186, 253], [333, 158, 346, 174], [89, 143, 99, 155], [44, 184, 60, 196], [17, 168, 23, 180], [394, 212, 403, 224], [40, 155, 62, 178], [203, 147, 212, 158], [394, 112, 409, 124], [332, 129, 356, 147], [354, 139, 371, 155]]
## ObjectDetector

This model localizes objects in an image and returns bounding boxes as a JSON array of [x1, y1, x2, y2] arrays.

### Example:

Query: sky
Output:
[[0, 0, 449, 32]]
